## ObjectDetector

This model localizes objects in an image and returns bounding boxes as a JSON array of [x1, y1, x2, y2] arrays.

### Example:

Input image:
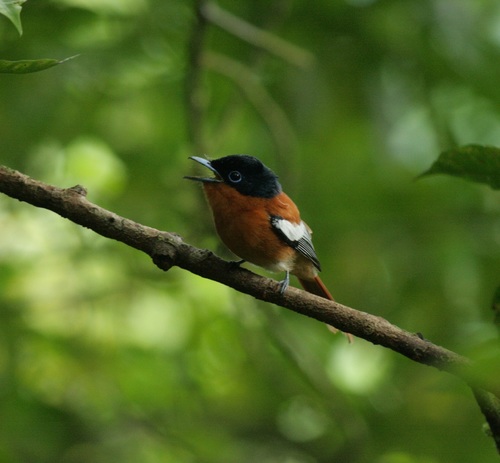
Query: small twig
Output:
[[185, 0, 210, 154], [203, 51, 298, 163], [201, 2, 315, 68], [473, 388, 500, 453]]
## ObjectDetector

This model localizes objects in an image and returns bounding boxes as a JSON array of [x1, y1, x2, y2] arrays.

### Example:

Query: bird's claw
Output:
[[278, 271, 290, 294]]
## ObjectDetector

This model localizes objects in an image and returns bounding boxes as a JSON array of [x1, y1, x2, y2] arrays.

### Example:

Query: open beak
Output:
[[184, 156, 223, 183]]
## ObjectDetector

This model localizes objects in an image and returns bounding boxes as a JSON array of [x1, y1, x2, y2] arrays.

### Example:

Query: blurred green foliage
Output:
[[1, 0, 500, 462]]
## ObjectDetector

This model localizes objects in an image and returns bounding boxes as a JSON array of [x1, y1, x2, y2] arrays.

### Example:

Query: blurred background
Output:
[[1, 0, 500, 462]]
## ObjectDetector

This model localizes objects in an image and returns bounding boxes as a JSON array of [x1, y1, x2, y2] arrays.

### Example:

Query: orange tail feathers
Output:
[[298, 276, 334, 300], [298, 276, 353, 343]]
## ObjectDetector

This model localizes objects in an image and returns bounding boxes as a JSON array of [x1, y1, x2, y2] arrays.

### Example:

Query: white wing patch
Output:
[[270, 216, 321, 271], [273, 218, 308, 242]]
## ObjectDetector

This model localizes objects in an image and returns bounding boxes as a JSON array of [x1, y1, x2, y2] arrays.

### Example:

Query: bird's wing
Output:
[[270, 216, 321, 271]]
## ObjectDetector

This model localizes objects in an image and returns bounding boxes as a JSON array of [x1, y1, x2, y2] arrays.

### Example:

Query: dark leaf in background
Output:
[[420, 144, 500, 190]]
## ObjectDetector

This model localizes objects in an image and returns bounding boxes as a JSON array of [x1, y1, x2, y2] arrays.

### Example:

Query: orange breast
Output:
[[202, 184, 298, 271]]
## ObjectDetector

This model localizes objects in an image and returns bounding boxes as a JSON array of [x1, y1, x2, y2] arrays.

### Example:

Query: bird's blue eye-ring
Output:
[[228, 171, 242, 183]]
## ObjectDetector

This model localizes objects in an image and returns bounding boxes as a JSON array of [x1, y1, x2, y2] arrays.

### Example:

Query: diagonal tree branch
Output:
[[1, 164, 499, 454], [0, 164, 465, 368]]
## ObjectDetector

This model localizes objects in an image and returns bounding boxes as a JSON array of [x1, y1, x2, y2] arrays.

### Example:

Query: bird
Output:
[[185, 154, 350, 339]]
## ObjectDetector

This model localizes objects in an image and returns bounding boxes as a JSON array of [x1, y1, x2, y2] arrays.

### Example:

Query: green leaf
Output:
[[419, 144, 500, 189], [0, 0, 26, 35], [0, 55, 78, 74]]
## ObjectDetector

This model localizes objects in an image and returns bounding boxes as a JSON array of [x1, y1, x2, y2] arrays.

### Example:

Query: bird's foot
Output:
[[278, 271, 290, 295], [228, 259, 246, 268]]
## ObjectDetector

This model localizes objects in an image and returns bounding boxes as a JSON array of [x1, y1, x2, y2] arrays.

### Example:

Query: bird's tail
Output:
[[298, 276, 334, 300], [298, 276, 353, 343]]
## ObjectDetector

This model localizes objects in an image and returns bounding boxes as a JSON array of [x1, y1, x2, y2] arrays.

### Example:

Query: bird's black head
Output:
[[186, 154, 282, 198]]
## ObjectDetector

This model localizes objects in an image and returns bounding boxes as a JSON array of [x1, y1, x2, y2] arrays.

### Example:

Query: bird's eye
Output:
[[228, 171, 242, 183]]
